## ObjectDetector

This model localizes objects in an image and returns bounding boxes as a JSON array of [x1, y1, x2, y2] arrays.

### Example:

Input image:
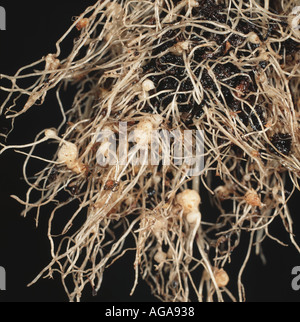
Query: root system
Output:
[[1, 0, 300, 302]]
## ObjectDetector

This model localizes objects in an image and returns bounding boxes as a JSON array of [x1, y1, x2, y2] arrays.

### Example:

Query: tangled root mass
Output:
[[0, 0, 300, 302]]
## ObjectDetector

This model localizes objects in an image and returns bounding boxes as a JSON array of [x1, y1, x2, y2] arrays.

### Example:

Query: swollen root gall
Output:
[[214, 268, 229, 288], [58, 142, 78, 164], [176, 189, 201, 215], [244, 189, 262, 208], [154, 250, 167, 263], [76, 18, 89, 31], [104, 180, 119, 192]]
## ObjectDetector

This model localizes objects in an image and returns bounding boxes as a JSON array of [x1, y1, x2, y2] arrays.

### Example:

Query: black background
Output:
[[0, 0, 299, 302]]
